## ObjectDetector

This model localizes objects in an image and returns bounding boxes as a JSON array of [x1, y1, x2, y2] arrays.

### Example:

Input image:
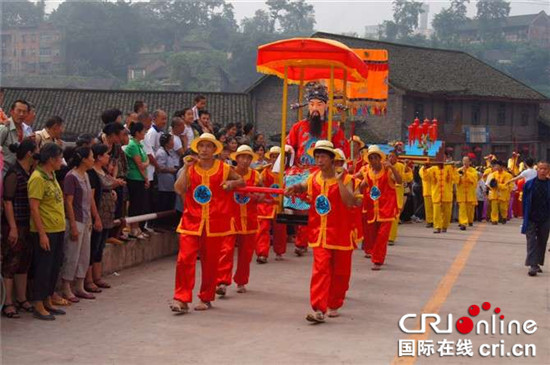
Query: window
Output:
[[21, 49, 26, 57], [520, 107, 529, 126], [414, 100, 424, 119], [39, 47, 51, 56], [445, 102, 453, 123], [471, 102, 481, 125], [21, 34, 26, 42], [497, 103, 506, 126], [31, 34, 36, 42], [1, 63, 11, 73], [39, 62, 51, 72]]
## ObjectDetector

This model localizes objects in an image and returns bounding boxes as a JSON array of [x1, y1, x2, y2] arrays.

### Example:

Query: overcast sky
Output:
[[42, 0, 550, 34]]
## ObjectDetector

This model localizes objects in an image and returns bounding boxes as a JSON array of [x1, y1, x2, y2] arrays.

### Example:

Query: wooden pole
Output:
[[278, 66, 289, 210], [328, 65, 334, 140], [298, 68, 304, 121]]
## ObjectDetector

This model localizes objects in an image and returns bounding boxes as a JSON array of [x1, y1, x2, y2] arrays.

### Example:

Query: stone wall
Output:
[[101, 232, 179, 275]]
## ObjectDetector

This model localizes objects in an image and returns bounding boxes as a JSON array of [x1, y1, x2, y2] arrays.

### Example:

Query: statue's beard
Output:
[[308, 112, 324, 138]]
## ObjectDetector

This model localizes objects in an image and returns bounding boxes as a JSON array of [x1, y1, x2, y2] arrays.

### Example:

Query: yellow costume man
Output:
[[456, 156, 478, 230], [428, 162, 458, 233], [419, 163, 433, 228], [388, 152, 413, 244], [507, 152, 520, 176], [486, 160, 513, 224]]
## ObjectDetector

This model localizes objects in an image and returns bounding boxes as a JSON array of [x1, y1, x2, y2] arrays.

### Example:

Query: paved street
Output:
[[1, 220, 549, 365]]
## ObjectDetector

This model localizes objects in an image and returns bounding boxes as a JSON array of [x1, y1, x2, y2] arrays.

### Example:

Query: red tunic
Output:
[[286, 119, 350, 167], [306, 171, 354, 251], [177, 160, 236, 236], [257, 168, 282, 220], [361, 166, 399, 224], [233, 169, 260, 234]]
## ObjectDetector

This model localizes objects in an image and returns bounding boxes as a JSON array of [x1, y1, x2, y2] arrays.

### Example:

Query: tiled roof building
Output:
[[2, 88, 252, 140]]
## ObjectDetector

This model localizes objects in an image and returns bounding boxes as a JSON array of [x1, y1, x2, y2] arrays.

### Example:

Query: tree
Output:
[[432, 0, 469, 44], [379, 0, 424, 41], [168, 50, 228, 91], [262, 0, 315, 34], [1, 0, 45, 27], [49, 0, 146, 78], [241, 9, 272, 34], [475, 0, 511, 42]]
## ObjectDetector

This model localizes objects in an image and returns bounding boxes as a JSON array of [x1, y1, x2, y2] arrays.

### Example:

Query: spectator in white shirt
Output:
[[191, 94, 206, 121], [22, 103, 36, 137], [143, 109, 167, 182], [506, 157, 537, 185], [170, 116, 186, 157], [175, 108, 196, 151]]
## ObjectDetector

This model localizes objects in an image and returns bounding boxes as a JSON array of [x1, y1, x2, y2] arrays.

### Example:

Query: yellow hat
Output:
[[366, 145, 386, 161], [307, 140, 336, 157], [334, 148, 346, 161], [265, 146, 281, 159], [230, 144, 258, 162], [191, 133, 223, 155], [350, 135, 365, 149]]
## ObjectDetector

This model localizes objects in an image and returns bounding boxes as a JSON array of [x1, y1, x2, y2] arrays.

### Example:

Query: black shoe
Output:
[[537, 266, 543, 273], [459, 225, 466, 231], [492, 222, 498, 225], [433, 229, 441, 234], [468, 223, 473, 227], [528, 266, 538, 277], [33, 311, 56, 321], [442, 228, 447, 233], [45, 307, 66, 315], [426, 223, 433, 228], [388, 240, 395, 246]]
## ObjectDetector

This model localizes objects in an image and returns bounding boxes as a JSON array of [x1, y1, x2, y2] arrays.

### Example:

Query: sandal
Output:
[[170, 300, 189, 314], [85, 283, 103, 293], [75, 291, 96, 300], [94, 280, 111, 289], [16, 300, 34, 313], [2, 304, 20, 318], [62, 293, 80, 303], [51, 297, 72, 307]]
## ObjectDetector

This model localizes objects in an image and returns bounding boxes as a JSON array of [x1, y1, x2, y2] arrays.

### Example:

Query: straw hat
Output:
[[350, 135, 365, 149], [265, 146, 281, 159], [231, 144, 258, 162], [366, 145, 386, 161], [191, 133, 223, 155], [307, 140, 336, 157], [334, 148, 346, 161]]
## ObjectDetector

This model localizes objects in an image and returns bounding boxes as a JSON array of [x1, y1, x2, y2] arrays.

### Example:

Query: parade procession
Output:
[[1, 13, 550, 365]]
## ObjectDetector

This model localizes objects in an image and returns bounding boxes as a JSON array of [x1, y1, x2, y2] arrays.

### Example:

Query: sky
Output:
[[41, 0, 550, 35]]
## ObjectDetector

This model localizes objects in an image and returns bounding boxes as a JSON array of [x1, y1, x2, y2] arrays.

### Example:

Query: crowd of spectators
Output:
[[0, 95, 270, 320]]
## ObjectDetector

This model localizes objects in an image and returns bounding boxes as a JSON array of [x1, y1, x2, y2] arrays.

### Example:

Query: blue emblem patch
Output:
[[270, 183, 280, 198], [315, 195, 331, 216], [234, 192, 251, 205], [193, 185, 212, 205], [370, 185, 381, 201]]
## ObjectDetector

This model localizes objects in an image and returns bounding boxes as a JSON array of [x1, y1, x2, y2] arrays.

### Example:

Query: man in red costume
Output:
[[360, 145, 402, 271], [171, 133, 244, 313], [216, 145, 261, 295], [285, 82, 350, 256], [286, 140, 356, 324], [255, 146, 288, 263]]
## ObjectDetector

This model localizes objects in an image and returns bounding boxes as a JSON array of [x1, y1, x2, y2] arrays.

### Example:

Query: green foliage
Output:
[[433, 0, 469, 44], [1, 0, 45, 27], [380, 0, 424, 41], [168, 50, 228, 91], [475, 0, 511, 42], [49, 1, 146, 79]]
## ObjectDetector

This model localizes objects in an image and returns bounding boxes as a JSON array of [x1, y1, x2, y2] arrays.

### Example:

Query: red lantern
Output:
[[431, 118, 438, 141], [407, 124, 414, 145], [421, 118, 430, 137], [468, 152, 476, 160], [474, 146, 482, 153]]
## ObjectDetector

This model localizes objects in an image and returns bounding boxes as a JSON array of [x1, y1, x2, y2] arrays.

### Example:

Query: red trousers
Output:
[[174, 233, 224, 303], [363, 220, 392, 265], [310, 247, 353, 313], [513, 191, 523, 218], [295, 225, 308, 248], [217, 233, 256, 286], [255, 219, 287, 257]]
